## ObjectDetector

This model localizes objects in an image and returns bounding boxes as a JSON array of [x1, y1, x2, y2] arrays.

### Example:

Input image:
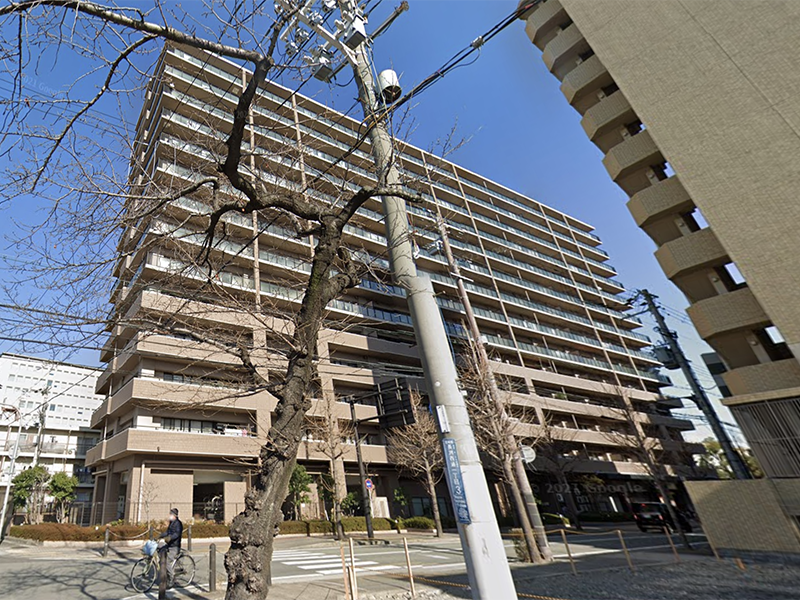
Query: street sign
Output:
[[520, 445, 537, 464], [364, 478, 374, 491], [442, 438, 471, 525]]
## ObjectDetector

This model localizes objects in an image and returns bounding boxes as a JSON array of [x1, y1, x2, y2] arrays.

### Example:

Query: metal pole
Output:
[[187, 523, 192, 551], [158, 548, 167, 599], [348, 21, 518, 600], [435, 211, 551, 563], [663, 526, 680, 563], [348, 537, 358, 600], [403, 537, 416, 597], [0, 418, 22, 540], [559, 529, 577, 576], [639, 289, 751, 480], [350, 401, 374, 540], [616, 529, 635, 572], [103, 526, 110, 558], [340, 545, 351, 600], [209, 543, 217, 592]]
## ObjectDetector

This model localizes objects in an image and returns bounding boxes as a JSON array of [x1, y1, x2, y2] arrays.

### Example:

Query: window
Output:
[[765, 326, 786, 345]]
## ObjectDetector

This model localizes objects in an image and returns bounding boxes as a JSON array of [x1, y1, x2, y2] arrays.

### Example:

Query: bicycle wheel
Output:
[[130, 557, 157, 593], [171, 551, 196, 588]]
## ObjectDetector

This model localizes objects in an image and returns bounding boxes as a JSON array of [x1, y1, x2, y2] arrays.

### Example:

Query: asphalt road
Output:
[[0, 526, 709, 600]]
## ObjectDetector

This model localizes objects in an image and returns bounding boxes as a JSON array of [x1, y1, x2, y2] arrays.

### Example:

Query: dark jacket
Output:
[[160, 518, 183, 549]]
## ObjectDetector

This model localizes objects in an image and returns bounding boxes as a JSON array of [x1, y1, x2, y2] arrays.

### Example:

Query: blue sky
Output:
[[0, 1, 735, 442]]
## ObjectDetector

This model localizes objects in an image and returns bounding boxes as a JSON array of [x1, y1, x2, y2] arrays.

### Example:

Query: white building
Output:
[[0, 354, 103, 516]]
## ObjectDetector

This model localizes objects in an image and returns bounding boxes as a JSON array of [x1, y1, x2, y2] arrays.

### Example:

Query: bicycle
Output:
[[130, 540, 197, 593]]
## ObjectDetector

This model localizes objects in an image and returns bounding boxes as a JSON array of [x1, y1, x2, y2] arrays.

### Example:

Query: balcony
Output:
[[602, 129, 662, 184], [523, 0, 567, 48], [542, 24, 588, 77], [627, 176, 693, 228], [581, 90, 636, 147], [654, 228, 727, 280], [561, 54, 612, 105], [92, 377, 273, 428], [687, 287, 769, 341], [85, 428, 262, 465], [722, 359, 800, 398]]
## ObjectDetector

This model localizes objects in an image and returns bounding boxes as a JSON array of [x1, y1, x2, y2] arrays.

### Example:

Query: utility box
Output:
[[343, 16, 367, 50]]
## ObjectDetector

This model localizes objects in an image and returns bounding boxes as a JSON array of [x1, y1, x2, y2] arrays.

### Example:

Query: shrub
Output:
[[339, 517, 393, 532], [278, 520, 308, 535], [189, 522, 229, 538], [306, 519, 334, 534], [401, 517, 436, 530]]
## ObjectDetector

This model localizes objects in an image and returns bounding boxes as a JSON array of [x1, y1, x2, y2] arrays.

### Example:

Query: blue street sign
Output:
[[442, 438, 471, 524], [364, 478, 374, 490]]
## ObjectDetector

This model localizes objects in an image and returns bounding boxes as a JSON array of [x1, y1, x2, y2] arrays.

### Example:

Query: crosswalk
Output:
[[272, 548, 398, 576]]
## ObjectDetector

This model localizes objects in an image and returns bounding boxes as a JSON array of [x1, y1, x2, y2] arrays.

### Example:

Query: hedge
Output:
[[401, 517, 436, 530], [9, 521, 230, 542]]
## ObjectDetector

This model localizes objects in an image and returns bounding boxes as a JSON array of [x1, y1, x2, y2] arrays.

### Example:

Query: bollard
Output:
[[209, 543, 217, 592], [158, 548, 168, 599], [616, 529, 635, 573], [149, 525, 154, 541], [348, 537, 359, 600], [663, 527, 680, 564], [340, 545, 351, 600], [559, 529, 577, 576], [187, 524, 192, 552], [403, 537, 416, 598], [735, 557, 746, 572], [103, 527, 110, 558]]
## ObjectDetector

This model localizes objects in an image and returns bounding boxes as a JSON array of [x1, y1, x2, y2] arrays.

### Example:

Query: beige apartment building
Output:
[[519, 0, 800, 553], [86, 44, 699, 525]]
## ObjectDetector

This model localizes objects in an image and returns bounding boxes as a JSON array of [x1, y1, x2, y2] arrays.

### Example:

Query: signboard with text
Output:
[[442, 438, 471, 525]]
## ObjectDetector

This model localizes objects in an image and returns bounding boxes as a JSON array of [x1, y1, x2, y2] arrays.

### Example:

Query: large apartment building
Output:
[[518, 0, 800, 481], [0, 354, 102, 523], [86, 43, 698, 525]]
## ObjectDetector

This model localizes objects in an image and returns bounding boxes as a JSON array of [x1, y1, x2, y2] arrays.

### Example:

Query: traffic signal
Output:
[[373, 378, 416, 429]]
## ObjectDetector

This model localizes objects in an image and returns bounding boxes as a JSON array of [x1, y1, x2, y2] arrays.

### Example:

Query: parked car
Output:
[[632, 502, 692, 533]]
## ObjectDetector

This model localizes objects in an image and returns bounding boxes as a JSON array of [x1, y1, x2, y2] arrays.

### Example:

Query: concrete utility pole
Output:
[[345, 7, 518, 599], [0, 408, 22, 541], [638, 290, 751, 480], [434, 211, 552, 563]]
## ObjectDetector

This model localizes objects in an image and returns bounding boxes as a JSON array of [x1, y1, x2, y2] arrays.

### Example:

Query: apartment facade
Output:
[[519, 0, 800, 480], [86, 44, 698, 525], [0, 354, 102, 523]]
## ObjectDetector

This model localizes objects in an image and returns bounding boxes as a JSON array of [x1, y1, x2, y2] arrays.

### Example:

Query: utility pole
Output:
[[0, 408, 22, 541], [348, 9, 517, 600], [638, 289, 751, 480], [434, 210, 552, 563], [348, 399, 374, 539], [281, 3, 518, 596]]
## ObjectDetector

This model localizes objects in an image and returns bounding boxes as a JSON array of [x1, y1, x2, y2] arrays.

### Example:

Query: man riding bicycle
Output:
[[158, 507, 183, 584]]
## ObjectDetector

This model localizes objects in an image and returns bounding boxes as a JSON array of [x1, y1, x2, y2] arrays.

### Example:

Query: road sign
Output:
[[364, 478, 374, 490], [442, 438, 471, 525]]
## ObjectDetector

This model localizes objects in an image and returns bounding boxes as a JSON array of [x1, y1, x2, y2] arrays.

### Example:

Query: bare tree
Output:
[[535, 418, 584, 529], [604, 386, 692, 550], [460, 346, 544, 564], [385, 392, 444, 537], [0, 3, 423, 598], [304, 392, 354, 539]]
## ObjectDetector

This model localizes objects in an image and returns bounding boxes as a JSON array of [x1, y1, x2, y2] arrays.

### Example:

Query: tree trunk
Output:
[[503, 456, 541, 563], [332, 458, 346, 540], [512, 453, 553, 561], [224, 224, 355, 598], [555, 471, 582, 530], [424, 468, 443, 538]]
